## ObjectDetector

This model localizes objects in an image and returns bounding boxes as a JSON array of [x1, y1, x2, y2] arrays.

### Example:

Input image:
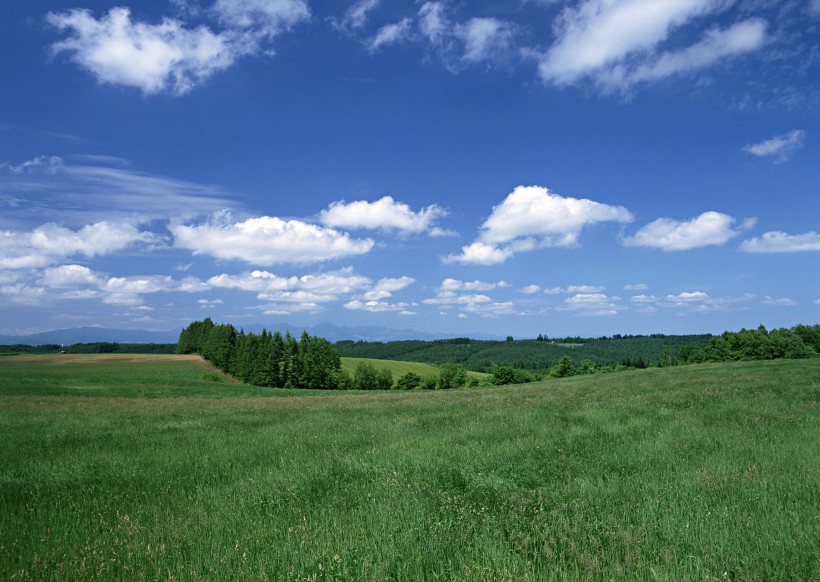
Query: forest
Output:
[[335, 325, 819, 373], [177, 318, 343, 390]]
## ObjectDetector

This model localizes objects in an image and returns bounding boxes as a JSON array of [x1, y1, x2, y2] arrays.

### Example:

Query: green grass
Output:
[[341, 356, 489, 381], [1, 356, 818, 580], [340, 356, 442, 378]]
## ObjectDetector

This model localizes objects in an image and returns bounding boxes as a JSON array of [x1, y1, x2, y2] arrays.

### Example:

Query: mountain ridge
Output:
[[0, 323, 506, 345]]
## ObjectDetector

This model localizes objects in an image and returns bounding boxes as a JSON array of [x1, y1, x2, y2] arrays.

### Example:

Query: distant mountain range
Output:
[[0, 323, 505, 346]]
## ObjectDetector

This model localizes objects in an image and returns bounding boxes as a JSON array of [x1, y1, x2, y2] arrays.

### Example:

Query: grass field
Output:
[[341, 357, 489, 382], [1, 355, 818, 579]]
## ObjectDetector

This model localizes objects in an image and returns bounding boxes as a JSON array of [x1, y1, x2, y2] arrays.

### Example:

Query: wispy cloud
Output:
[[0, 155, 236, 226], [742, 129, 806, 163], [739, 231, 820, 253], [529, 0, 767, 92]]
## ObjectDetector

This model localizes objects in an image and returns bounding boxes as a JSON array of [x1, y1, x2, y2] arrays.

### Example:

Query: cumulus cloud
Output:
[[739, 231, 820, 253], [171, 212, 375, 265], [742, 130, 807, 163], [624, 283, 648, 291], [319, 196, 446, 234], [521, 284, 541, 294], [0, 221, 156, 270], [445, 185, 633, 264], [532, 0, 767, 91], [442, 242, 514, 266], [47, 8, 238, 96], [47, 2, 310, 95], [622, 211, 753, 251]]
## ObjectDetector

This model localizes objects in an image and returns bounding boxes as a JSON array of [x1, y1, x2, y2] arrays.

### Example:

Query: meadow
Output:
[[1, 354, 817, 580], [340, 357, 489, 383]]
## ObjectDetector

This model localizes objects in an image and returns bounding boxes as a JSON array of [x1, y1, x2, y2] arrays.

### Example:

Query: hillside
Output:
[[334, 334, 714, 370], [1, 357, 817, 579]]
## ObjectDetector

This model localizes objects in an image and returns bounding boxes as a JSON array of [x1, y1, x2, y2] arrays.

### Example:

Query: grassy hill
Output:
[[0, 355, 817, 579], [341, 356, 489, 381]]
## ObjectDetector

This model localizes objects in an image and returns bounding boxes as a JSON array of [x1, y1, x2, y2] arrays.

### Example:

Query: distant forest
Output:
[[0, 342, 176, 355], [335, 325, 820, 372]]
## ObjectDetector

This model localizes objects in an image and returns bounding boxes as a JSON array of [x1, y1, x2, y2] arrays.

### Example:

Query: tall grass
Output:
[[1, 357, 817, 579]]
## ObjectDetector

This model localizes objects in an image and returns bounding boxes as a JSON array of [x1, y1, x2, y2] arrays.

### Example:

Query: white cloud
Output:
[[41, 265, 102, 288], [624, 19, 767, 85], [559, 293, 624, 317], [369, 19, 414, 51], [442, 241, 514, 266], [171, 212, 375, 265], [666, 291, 711, 304], [533, 0, 767, 91], [0, 221, 156, 270], [623, 211, 752, 251], [411, 2, 516, 68], [455, 17, 514, 64], [362, 276, 415, 300], [440, 278, 502, 292], [424, 292, 492, 306], [461, 301, 519, 318], [418, 2, 449, 46], [319, 196, 446, 234], [213, 0, 310, 38], [331, 0, 380, 32], [19, 264, 207, 306], [344, 299, 416, 313], [630, 294, 660, 303], [47, 8, 238, 96], [624, 283, 648, 291], [762, 296, 798, 307], [208, 268, 373, 297], [739, 231, 820, 253], [742, 130, 807, 163], [4, 155, 64, 175], [544, 285, 606, 295], [342, 274, 416, 312], [446, 186, 632, 264], [479, 186, 632, 245], [521, 284, 541, 294], [48, 2, 310, 95]]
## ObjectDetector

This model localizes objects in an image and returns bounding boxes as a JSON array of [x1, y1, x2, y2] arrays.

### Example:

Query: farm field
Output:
[[1, 355, 818, 579]]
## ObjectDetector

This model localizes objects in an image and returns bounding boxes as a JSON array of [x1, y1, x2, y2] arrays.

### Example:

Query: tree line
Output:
[[177, 318, 343, 389]]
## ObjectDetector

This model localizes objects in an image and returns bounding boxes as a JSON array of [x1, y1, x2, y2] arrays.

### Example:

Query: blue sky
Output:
[[1, 0, 818, 338]]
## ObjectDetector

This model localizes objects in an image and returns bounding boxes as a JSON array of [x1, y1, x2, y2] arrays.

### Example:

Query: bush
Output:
[[396, 372, 422, 390]]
